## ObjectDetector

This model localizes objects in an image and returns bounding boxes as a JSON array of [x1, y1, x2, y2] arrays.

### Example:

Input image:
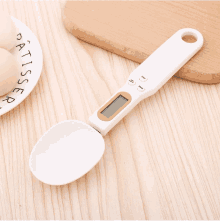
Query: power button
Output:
[[128, 79, 136, 86]]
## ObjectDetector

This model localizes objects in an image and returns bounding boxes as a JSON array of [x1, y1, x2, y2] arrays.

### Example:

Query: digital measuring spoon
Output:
[[29, 28, 203, 185]]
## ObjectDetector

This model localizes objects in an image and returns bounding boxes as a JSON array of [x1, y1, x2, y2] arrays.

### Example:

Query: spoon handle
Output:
[[89, 28, 204, 136]]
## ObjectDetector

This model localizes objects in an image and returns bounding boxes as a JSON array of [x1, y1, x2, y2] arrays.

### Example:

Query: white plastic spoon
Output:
[[29, 28, 203, 185]]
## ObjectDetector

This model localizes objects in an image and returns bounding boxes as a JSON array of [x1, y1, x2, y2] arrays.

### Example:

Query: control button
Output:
[[128, 79, 136, 86], [139, 76, 148, 82], [137, 85, 145, 92]]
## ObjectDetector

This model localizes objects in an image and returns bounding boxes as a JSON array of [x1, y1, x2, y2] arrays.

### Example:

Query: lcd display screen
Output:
[[101, 95, 128, 118]]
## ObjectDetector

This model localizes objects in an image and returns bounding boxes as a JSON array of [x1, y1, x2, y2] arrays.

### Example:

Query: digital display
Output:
[[101, 95, 128, 118]]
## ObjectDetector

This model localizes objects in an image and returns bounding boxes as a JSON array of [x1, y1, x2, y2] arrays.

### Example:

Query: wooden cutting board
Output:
[[62, 1, 220, 84]]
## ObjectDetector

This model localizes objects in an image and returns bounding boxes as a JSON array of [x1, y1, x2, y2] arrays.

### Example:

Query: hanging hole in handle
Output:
[[181, 31, 198, 43]]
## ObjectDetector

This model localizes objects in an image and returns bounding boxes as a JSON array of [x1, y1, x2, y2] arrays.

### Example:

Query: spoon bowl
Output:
[[29, 120, 105, 185]]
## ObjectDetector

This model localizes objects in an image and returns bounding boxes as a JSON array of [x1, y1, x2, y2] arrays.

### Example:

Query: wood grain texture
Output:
[[0, 0, 220, 219], [63, 1, 220, 84]]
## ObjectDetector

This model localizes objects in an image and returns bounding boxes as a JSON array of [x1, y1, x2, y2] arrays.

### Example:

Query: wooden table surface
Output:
[[0, 1, 220, 219]]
